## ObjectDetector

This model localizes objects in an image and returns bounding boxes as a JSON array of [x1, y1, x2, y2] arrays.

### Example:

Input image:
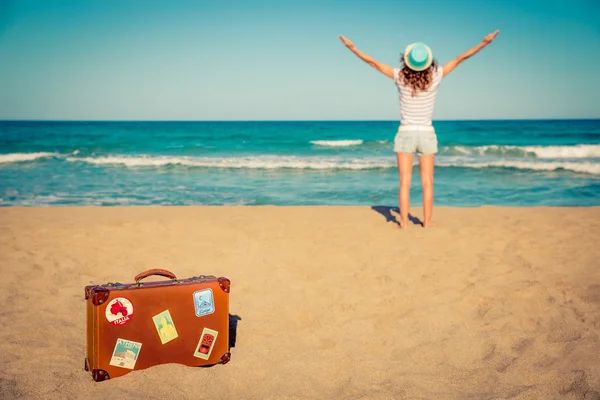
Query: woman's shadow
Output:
[[371, 205, 423, 226]]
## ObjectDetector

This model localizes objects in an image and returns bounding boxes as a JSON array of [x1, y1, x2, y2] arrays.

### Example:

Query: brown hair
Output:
[[398, 58, 438, 97]]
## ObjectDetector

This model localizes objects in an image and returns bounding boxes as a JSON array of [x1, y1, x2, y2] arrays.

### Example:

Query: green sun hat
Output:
[[403, 42, 433, 71]]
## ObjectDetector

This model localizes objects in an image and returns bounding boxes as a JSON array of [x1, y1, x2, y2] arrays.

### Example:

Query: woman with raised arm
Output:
[[339, 30, 499, 228]]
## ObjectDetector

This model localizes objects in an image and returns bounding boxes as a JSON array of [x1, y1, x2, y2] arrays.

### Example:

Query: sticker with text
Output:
[[109, 338, 142, 370], [105, 297, 134, 326], [152, 310, 179, 345], [193, 328, 218, 360], [193, 289, 215, 317]]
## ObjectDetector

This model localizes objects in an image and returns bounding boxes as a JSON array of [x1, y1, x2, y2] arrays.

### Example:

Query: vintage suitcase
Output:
[[84, 268, 231, 381]]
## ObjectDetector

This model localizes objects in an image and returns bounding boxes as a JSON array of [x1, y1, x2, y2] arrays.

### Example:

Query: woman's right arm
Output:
[[339, 35, 395, 79], [442, 30, 500, 77]]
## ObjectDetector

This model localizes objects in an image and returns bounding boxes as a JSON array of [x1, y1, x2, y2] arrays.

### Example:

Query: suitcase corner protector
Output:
[[92, 369, 110, 382], [217, 352, 231, 365], [88, 287, 110, 306], [218, 277, 231, 293]]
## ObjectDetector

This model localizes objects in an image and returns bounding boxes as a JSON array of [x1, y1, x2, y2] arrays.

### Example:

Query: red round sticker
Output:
[[105, 297, 134, 326]]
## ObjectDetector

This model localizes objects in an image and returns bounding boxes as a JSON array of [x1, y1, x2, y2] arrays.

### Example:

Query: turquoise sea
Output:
[[0, 120, 599, 207]]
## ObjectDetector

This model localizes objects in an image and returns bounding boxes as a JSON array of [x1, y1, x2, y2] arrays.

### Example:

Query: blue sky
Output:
[[1, 0, 599, 120]]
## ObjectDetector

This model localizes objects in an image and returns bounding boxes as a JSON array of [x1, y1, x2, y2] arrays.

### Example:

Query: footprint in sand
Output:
[[512, 338, 535, 353], [558, 370, 600, 399], [547, 324, 582, 343], [481, 345, 515, 373]]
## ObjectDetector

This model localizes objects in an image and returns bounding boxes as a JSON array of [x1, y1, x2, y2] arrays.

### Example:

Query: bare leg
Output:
[[418, 154, 435, 227], [396, 152, 414, 228]]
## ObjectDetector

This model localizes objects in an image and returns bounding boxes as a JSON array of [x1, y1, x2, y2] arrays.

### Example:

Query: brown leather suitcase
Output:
[[84, 269, 231, 381]]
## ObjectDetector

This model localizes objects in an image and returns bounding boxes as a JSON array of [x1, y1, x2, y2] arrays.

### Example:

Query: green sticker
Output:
[[152, 310, 179, 344]]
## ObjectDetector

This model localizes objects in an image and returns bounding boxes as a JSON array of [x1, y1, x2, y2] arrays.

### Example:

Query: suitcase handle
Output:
[[134, 269, 177, 282]]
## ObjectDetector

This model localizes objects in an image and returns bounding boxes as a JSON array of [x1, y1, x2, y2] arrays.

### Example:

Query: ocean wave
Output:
[[437, 160, 600, 175], [0, 152, 56, 164], [66, 155, 393, 170], [65, 154, 600, 175], [307, 141, 600, 158], [442, 144, 600, 158], [310, 140, 364, 147]]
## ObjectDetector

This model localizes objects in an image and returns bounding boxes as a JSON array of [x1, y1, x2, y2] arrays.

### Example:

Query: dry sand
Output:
[[1, 206, 599, 400]]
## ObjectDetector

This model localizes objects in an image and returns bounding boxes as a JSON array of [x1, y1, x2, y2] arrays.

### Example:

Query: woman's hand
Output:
[[482, 30, 500, 45], [339, 35, 356, 50]]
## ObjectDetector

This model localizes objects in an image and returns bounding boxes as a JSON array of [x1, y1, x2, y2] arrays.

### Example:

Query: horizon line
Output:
[[1, 117, 600, 123]]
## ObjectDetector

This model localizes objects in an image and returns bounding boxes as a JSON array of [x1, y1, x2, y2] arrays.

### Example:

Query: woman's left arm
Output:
[[339, 35, 395, 79]]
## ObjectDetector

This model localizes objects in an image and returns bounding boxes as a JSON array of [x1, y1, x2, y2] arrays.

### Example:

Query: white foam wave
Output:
[[66, 155, 393, 170], [307, 142, 599, 158], [65, 154, 600, 175], [521, 145, 600, 158], [310, 140, 364, 147], [437, 160, 600, 175], [443, 144, 600, 159], [17, 195, 63, 206], [0, 152, 55, 164]]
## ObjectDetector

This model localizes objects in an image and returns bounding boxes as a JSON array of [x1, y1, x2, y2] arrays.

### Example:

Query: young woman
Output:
[[339, 30, 499, 228]]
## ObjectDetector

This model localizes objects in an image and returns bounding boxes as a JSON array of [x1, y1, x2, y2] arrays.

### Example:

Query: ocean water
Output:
[[0, 120, 599, 207]]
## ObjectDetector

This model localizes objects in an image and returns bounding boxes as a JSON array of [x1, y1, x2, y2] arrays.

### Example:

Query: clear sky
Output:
[[1, 0, 599, 121]]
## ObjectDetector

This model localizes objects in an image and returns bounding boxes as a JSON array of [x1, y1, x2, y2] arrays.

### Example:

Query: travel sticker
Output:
[[105, 297, 134, 326], [193, 289, 215, 317], [109, 338, 142, 370], [152, 310, 179, 345], [193, 328, 218, 360]]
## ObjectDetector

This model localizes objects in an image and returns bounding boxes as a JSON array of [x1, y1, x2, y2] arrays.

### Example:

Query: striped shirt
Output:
[[393, 67, 444, 127]]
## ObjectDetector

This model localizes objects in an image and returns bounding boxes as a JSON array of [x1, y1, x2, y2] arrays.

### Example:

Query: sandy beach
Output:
[[1, 205, 599, 400]]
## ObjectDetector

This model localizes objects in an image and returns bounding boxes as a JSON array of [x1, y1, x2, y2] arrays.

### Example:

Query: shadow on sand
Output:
[[228, 314, 242, 350], [371, 205, 423, 226]]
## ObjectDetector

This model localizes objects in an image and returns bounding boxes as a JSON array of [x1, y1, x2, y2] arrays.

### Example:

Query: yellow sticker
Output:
[[193, 328, 218, 360], [152, 310, 179, 344]]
